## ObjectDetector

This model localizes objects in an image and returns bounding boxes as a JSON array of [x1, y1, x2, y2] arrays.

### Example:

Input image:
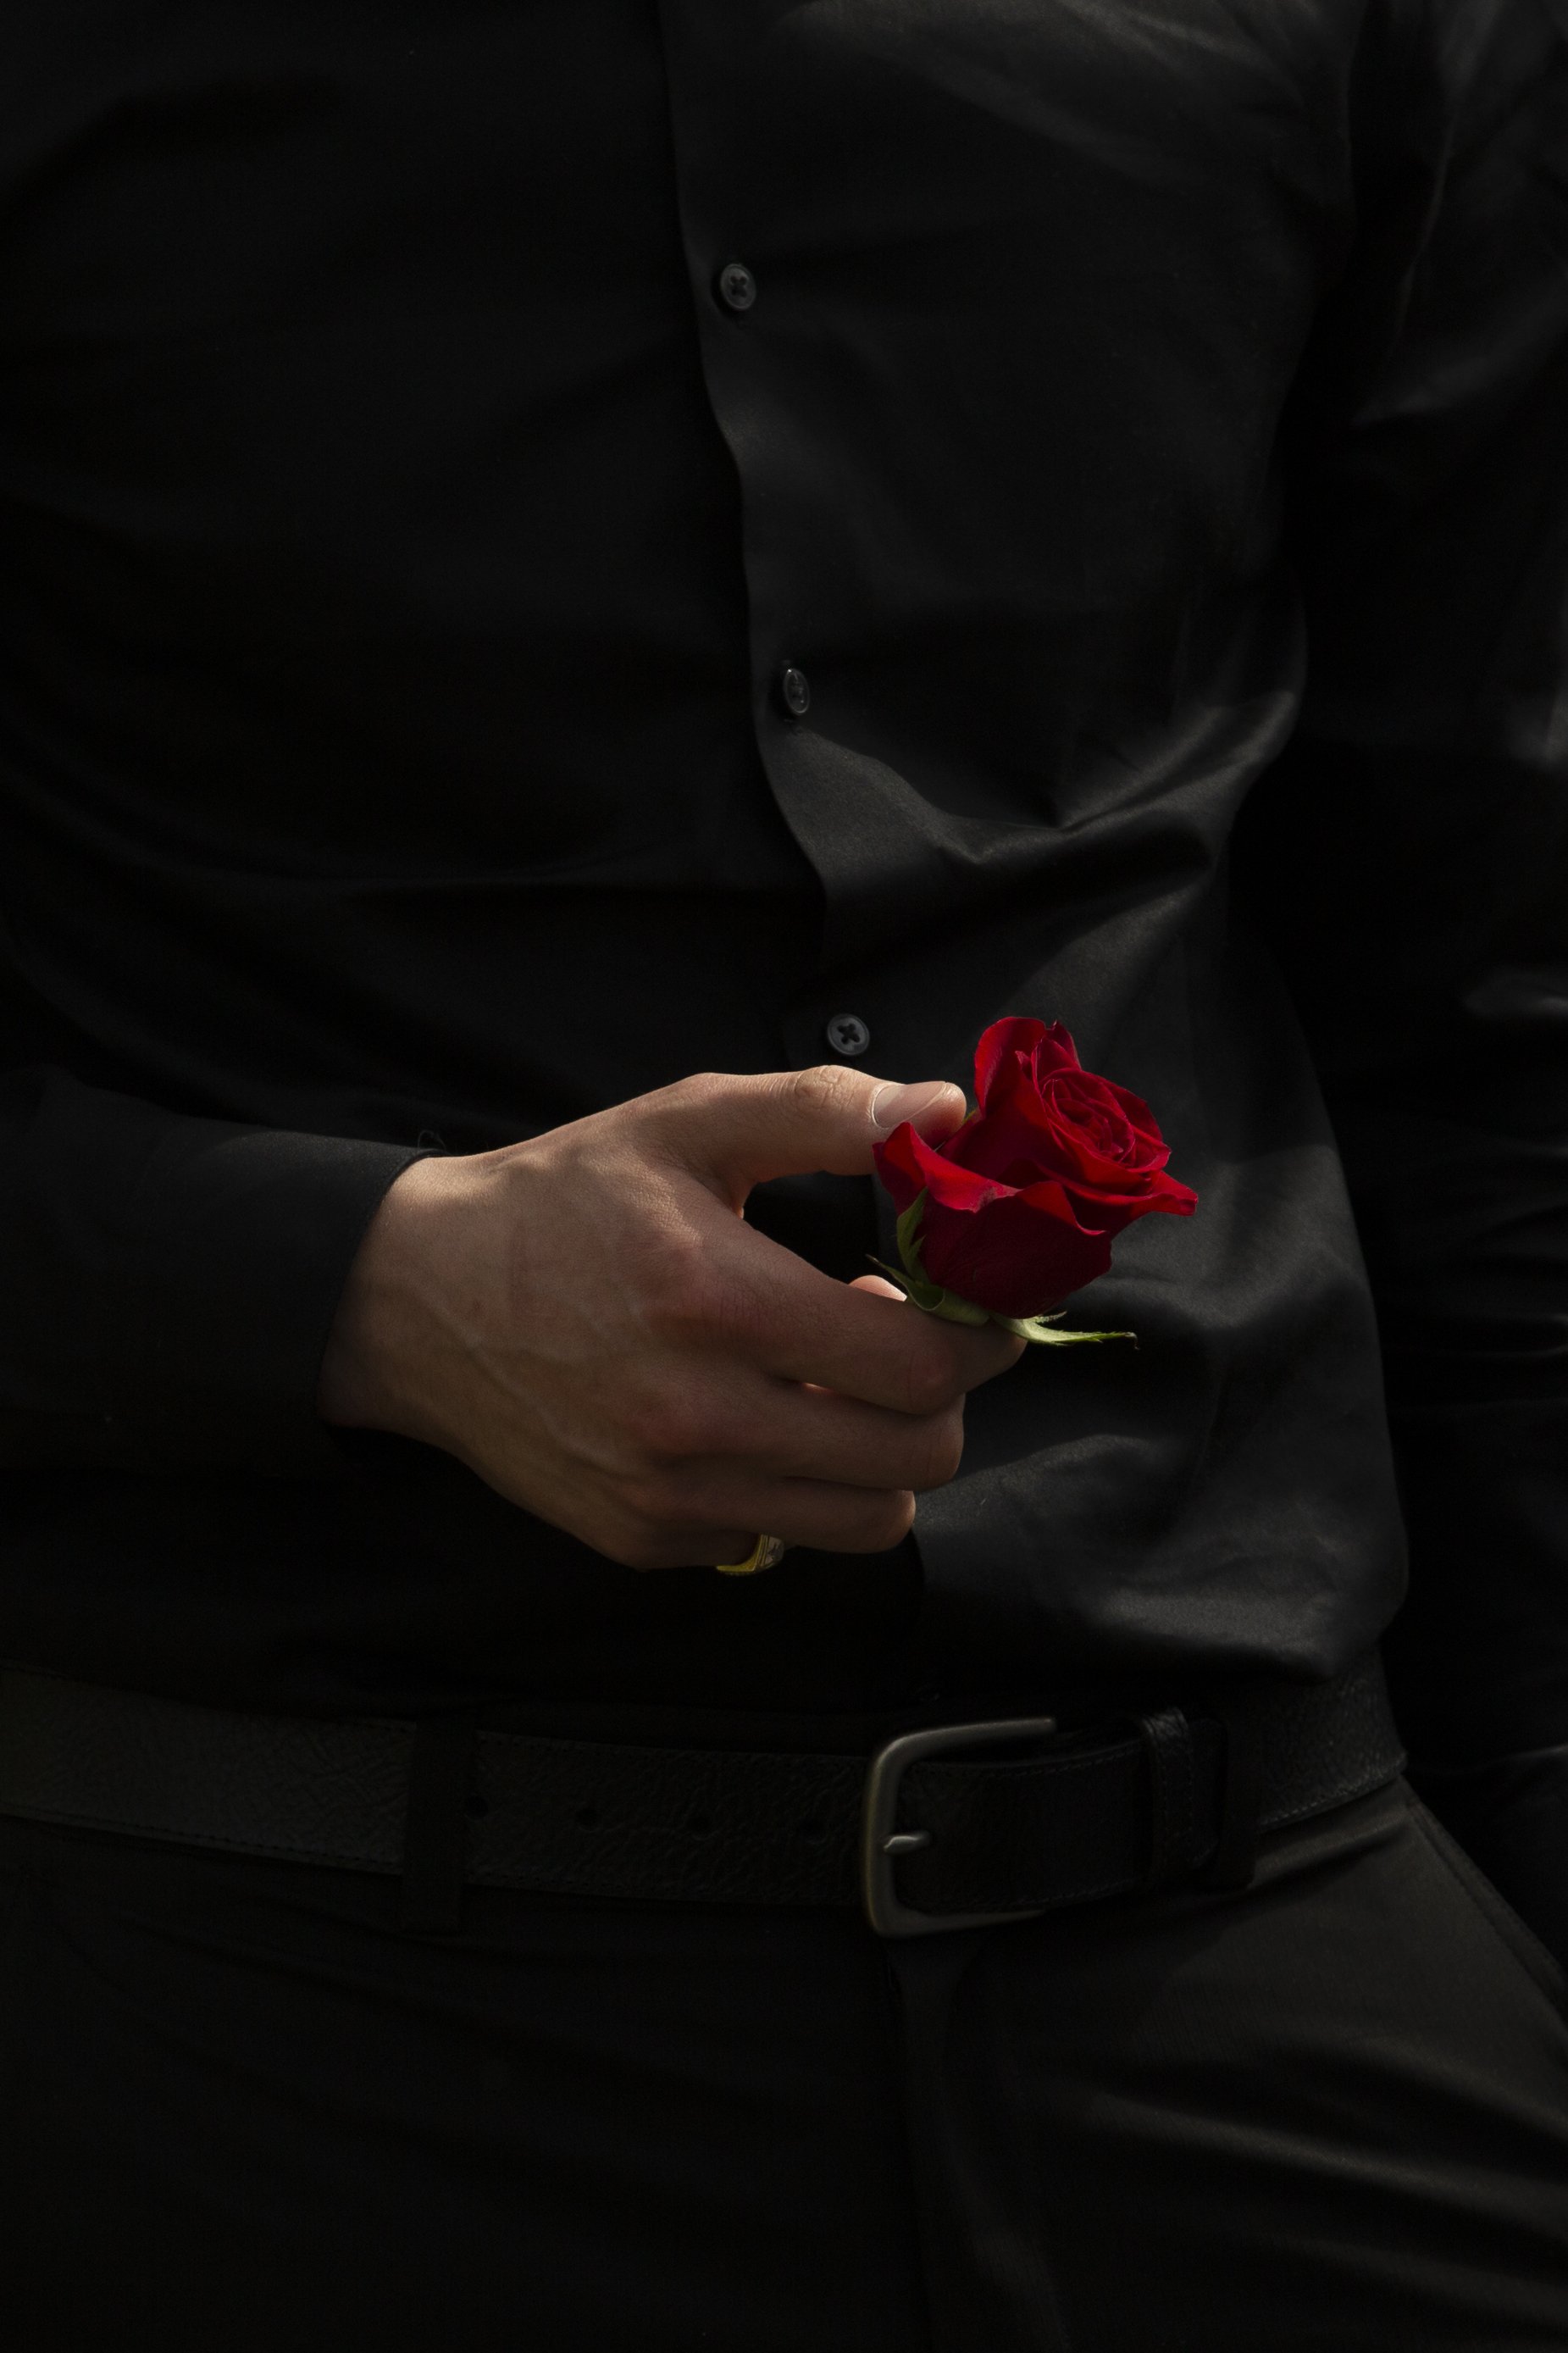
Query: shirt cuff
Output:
[[106, 1120, 429, 1473]]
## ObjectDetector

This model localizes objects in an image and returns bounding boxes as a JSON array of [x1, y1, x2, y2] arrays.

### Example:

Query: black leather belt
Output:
[[0, 1654, 1403, 1936]]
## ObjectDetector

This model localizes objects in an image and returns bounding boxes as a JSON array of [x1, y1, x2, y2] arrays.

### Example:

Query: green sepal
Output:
[[870, 1260, 1133, 1346], [867, 1257, 949, 1316], [868, 1263, 1000, 1325], [923, 1288, 994, 1327], [894, 1194, 929, 1284], [877, 1186, 1136, 1346], [992, 1315, 1138, 1347], [867, 1257, 990, 1325]]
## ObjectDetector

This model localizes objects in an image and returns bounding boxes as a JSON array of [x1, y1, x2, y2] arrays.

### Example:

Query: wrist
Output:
[[317, 1152, 479, 1438]]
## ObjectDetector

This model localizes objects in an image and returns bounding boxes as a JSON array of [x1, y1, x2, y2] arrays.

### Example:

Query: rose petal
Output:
[[958, 1040, 1094, 1181], [973, 1017, 1079, 1110], [1059, 1168, 1199, 1224], [873, 1121, 1011, 1217], [875, 1018, 1197, 1315], [945, 1089, 1077, 1185], [1091, 1077, 1170, 1166], [1028, 1022, 1082, 1080], [917, 1180, 1115, 1317]]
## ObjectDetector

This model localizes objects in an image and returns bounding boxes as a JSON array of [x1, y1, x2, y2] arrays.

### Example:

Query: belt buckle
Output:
[[860, 1715, 1060, 1937]]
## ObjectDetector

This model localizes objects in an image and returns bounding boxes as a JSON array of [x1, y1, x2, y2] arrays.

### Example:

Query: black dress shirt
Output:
[[1, 0, 1564, 1858]]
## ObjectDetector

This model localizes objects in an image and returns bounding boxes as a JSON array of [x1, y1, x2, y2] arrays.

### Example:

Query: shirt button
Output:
[[780, 665, 812, 718], [825, 1013, 872, 1058], [716, 261, 757, 312]]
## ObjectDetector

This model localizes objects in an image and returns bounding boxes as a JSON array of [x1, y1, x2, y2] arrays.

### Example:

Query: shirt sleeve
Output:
[[1236, 0, 1568, 1953], [0, 1061, 424, 1473]]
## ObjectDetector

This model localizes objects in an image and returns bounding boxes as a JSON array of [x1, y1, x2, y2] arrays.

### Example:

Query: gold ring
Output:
[[714, 1534, 789, 1577]]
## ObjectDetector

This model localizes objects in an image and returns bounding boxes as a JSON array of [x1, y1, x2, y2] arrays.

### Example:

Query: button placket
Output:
[[661, 30, 846, 975], [710, 267, 817, 736]]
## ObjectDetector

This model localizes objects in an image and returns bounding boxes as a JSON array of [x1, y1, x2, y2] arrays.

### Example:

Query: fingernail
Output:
[[870, 1079, 961, 1132]]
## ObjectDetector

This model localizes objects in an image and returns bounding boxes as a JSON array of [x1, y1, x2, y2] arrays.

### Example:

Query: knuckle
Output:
[[618, 1392, 701, 1466], [785, 1063, 858, 1122], [639, 1237, 724, 1341], [914, 1409, 965, 1490], [615, 1398, 667, 1462], [703, 1278, 767, 1355], [613, 1469, 668, 1529], [668, 1070, 724, 1117], [901, 1345, 957, 1420], [612, 1471, 706, 1557]]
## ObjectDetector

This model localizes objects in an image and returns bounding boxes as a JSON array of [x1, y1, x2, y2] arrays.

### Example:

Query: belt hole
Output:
[[796, 1816, 825, 1845], [687, 1811, 713, 1838], [574, 1803, 600, 1830]]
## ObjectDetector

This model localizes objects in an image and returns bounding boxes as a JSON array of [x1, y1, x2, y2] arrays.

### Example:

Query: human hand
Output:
[[318, 1066, 1025, 1568]]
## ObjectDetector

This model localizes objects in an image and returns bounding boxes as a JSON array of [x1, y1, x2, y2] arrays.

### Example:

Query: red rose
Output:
[[873, 1017, 1197, 1319]]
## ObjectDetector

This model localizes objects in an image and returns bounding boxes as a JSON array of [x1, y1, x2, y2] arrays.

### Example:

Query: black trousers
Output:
[[1, 1780, 1565, 2350]]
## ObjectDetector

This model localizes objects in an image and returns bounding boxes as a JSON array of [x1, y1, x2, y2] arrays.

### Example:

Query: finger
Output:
[[668, 1475, 919, 1566], [717, 1228, 1025, 1412], [676, 1380, 967, 1494], [650, 1064, 967, 1201]]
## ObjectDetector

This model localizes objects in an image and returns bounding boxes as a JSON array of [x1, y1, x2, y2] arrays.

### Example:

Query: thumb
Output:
[[656, 1066, 967, 1196]]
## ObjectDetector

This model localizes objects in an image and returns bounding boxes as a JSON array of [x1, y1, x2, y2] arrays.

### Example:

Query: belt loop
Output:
[[400, 1712, 477, 1936], [1133, 1707, 1199, 1890], [1200, 1688, 1266, 1891]]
